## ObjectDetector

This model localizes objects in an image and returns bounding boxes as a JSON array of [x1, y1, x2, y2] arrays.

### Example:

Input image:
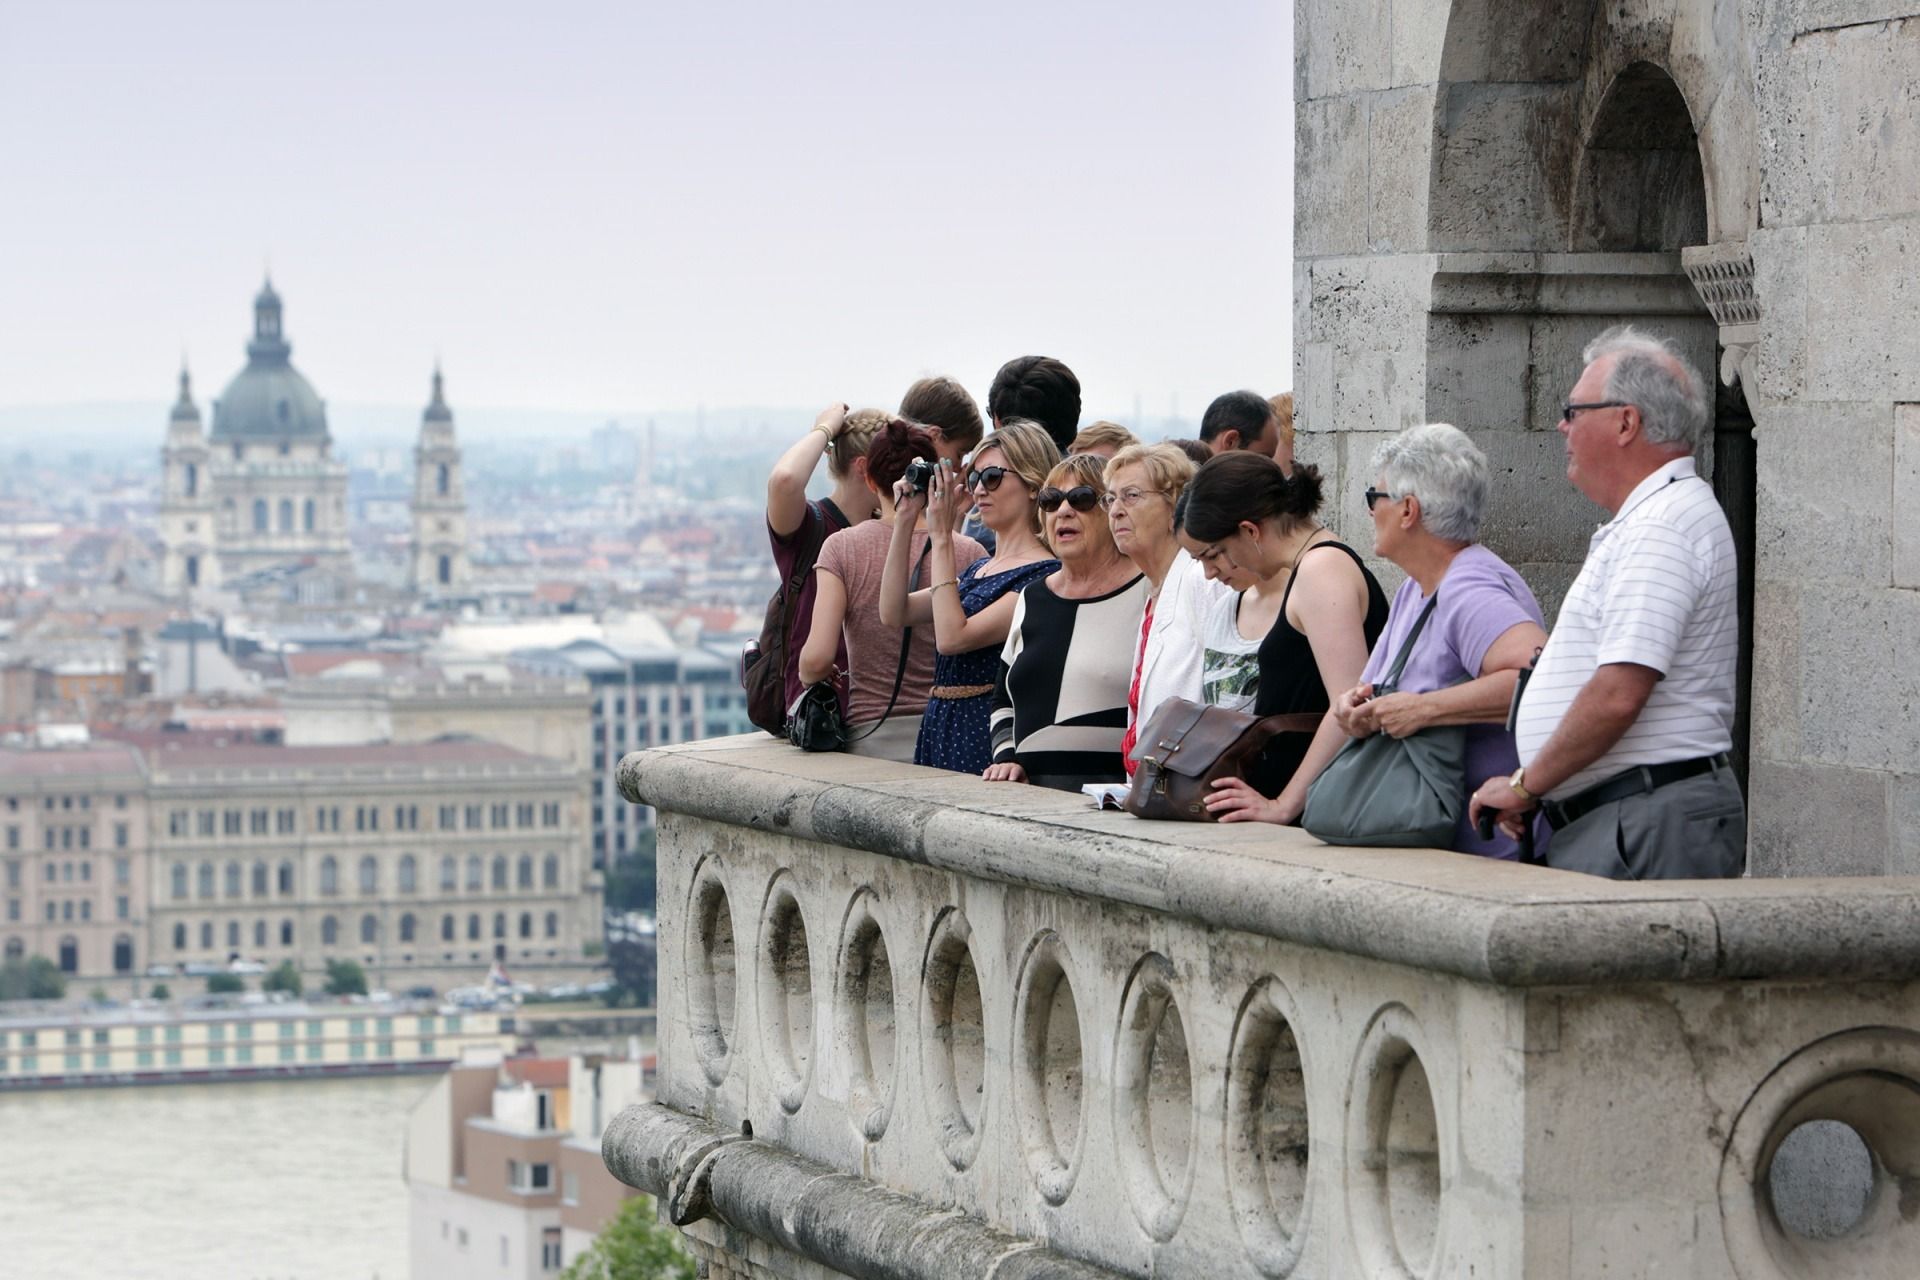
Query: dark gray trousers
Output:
[[1546, 766, 1746, 880]]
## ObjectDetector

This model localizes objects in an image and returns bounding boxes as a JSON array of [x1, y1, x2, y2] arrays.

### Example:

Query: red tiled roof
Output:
[[503, 1057, 571, 1088], [0, 744, 145, 778], [284, 651, 422, 678]]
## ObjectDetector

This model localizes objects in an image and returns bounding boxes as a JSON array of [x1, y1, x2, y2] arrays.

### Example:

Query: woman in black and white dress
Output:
[[986, 453, 1147, 792]]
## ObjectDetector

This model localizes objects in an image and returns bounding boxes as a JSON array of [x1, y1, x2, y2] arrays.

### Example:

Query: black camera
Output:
[[903, 457, 937, 495]]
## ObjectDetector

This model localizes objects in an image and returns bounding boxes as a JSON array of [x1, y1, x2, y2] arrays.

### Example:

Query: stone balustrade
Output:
[[607, 738, 1920, 1280]]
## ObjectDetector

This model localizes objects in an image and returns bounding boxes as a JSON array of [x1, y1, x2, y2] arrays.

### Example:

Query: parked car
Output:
[[144, 964, 178, 979]]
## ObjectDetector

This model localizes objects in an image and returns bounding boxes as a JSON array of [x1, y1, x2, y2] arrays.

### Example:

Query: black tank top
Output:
[[1247, 539, 1390, 798]]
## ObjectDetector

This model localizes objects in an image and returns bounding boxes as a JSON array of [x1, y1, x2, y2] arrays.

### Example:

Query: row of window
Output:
[[23, 897, 132, 923], [2, 1038, 452, 1072], [2, 794, 129, 812], [1, 935, 132, 973], [168, 802, 563, 840], [3, 824, 131, 852], [0, 1015, 465, 1049], [170, 909, 562, 951], [167, 853, 564, 901], [2, 859, 132, 888]]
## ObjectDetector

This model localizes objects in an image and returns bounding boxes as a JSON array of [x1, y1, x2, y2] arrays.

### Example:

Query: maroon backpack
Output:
[[741, 501, 844, 735]]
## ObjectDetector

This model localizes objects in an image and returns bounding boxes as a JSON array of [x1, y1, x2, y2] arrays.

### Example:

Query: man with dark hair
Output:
[[1199, 389, 1280, 457], [987, 356, 1081, 453]]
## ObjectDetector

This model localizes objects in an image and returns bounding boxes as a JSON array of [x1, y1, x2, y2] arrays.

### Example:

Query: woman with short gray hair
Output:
[[1330, 423, 1549, 857]]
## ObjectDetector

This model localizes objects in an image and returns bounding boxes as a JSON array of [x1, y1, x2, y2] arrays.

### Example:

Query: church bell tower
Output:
[[409, 366, 469, 593]]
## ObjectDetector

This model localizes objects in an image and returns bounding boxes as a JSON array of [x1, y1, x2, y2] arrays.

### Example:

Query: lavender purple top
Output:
[[1359, 544, 1546, 858]]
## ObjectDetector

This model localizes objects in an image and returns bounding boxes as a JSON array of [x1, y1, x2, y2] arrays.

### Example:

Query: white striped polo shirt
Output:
[[1514, 456, 1738, 800]]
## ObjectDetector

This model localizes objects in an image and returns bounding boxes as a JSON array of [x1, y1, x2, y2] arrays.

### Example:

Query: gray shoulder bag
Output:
[[1301, 595, 1468, 848]]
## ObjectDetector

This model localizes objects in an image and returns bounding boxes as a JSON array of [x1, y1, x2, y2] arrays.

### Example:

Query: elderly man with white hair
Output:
[[1470, 325, 1744, 879], [1331, 422, 1548, 857]]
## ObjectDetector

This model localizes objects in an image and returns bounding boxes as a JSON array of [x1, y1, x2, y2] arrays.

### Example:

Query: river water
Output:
[[0, 1074, 425, 1279]]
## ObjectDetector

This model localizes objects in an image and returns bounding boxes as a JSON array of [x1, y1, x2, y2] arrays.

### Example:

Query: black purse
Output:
[[786, 544, 927, 753]]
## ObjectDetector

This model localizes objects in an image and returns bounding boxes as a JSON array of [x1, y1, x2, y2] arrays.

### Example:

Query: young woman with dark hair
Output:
[[801, 419, 986, 761], [1179, 454, 1389, 822]]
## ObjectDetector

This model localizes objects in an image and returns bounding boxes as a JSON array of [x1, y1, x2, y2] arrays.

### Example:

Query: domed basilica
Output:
[[158, 280, 467, 598]]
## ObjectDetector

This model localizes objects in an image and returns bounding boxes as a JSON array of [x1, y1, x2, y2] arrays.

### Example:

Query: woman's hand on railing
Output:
[[1204, 776, 1293, 824], [982, 762, 1028, 784]]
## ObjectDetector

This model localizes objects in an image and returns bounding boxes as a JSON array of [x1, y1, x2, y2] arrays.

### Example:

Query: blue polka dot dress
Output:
[[914, 556, 1058, 774]]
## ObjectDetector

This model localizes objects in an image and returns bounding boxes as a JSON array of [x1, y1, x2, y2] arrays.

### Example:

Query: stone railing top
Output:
[[621, 737, 1920, 989]]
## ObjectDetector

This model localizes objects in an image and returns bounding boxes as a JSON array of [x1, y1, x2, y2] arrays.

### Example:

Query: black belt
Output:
[[1542, 754, 1729, 831]]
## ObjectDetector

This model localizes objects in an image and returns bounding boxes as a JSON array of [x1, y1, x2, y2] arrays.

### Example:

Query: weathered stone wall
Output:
[[1295, 0, 1920, 873], [605, 741, 1920, 1279]]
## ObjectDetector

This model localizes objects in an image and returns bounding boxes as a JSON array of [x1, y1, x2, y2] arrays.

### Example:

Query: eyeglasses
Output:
[[1036, 485, 1101, 513], [1098, 486, 1166, 511], [965, 465, 1009, 493], [1363, 487, 1401, 512], [1560, 400, 1628, 423]]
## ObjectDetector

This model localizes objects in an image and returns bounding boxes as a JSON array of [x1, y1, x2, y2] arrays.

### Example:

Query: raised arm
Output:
[[767, 405, 846, 538], [878, 483, 934, 629]]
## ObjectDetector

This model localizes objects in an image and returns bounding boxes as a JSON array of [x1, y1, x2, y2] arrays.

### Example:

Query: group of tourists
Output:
[[751, 328, 1745, 882]]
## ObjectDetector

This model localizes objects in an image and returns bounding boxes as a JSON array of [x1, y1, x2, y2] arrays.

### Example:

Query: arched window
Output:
[[186, 555, 200, 587], [226, 920, 240, 948], [58, 936, 78, 973], [171, 863, 188, 900], [518, 912, 532, 939], [280, 919, 294, 947], [465, 857, 482, 891], [183, 462, 198, 498], [319, 856, 338, 895], [358, 856, 378, 894], [490, 856, 508, 891], [197, 862, 215, 899], [172, 923, 187, 950], [321, 916, 339, 946], [278, 498, 293, 532], [359, 914, 377, 944], [114, 935, 135, 973], [278, 862, 295, 895], [303, 498, 316, 532], [544, 911, 559, 938], [542, 854, 559, 889], [253, 499, 268, 532], [439, 856, 457, 892], [436, 463, 449, 496], [398, 855, 417, 894], [516, 855, 533, 889], [253, 920, 267, 948], [492, 912, 506, 939], [399, 913, 416, 943], [438, 555, 451, 585], [466, 913, 480, 941], [251, 861, 269, 898], [441, 914, 455, 942], [200, 922, 214, 949], [224, 862, 242, 898]]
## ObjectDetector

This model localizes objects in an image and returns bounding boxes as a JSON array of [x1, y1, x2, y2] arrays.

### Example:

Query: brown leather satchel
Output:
[[1123, 698, 1324, 822]]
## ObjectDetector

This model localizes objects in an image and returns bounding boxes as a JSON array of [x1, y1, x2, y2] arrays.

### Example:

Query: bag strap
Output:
[[844, 539, 931, 744], [769, 505, 830, 675], [1377, 593, 1440, 693]]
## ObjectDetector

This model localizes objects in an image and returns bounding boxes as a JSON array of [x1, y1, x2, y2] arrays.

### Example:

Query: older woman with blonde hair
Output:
[[881, 420, 1059, 774], [1332, 422, 1548, 857], [987, 452, 1147, 789], [1101, 442, 1228, 775]]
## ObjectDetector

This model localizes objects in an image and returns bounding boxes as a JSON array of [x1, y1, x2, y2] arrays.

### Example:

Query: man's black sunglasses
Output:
[[966, 465, 1009, 492], [1363, 487, 1400, 511], [1560, 400, 1628, 423], [1036, 485, 1100, 513]]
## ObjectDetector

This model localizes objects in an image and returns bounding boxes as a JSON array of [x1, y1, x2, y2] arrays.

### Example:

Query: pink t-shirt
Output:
[[815, 521, 985, 725]]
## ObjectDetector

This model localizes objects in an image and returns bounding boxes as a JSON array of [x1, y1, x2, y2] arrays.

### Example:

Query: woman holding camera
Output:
[[880, 421, 1059, 775], [987, 453, 1148, 790], [1180, 454, 1389, 822], [1332, 423, 1547, 856], [801, 419, 986, 761]]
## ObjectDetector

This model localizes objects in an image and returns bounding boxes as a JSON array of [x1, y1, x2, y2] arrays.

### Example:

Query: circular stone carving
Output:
[[920, 907, 987, 1170], [1719, 1027, 1920, 1280], [1113, 952, 1197, 1241], [1012, 930, 1086, 1204], [835, 888, 897, 1142], [684, 858, 737, 1087], [1226, 976, 1314, 1276], [1346, 1004, 1448, 1280], [756, 874, 814, 1113]]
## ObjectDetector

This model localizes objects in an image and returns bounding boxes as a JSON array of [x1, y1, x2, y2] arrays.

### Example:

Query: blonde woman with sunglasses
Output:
[[985, 453, 1147, 790], [881, 420, 1060, 774]]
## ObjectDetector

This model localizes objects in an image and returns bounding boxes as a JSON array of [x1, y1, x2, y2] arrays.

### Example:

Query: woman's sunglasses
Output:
[[1036, 485, 1101, 513], [966, 465, 1009, 492]]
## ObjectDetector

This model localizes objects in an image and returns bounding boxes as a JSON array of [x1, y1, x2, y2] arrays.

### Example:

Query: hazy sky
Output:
[[0, 1, 1294, 423]]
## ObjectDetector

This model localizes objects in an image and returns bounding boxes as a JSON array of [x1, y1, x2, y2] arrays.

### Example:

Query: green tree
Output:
[[206, 972, 245, 994], [0, 954, 66, 1000], [323, 958, 368, 997], [602, 830, 659, 915], [604, 935, 657, 1009], [263, 960, 303, 996], [560, 1195, 695, 1280], [149, 983, 172, 1000]]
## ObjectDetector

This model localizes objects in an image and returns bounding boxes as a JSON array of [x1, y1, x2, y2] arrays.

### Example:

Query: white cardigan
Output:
[[1127, 550, 1230, 763]]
